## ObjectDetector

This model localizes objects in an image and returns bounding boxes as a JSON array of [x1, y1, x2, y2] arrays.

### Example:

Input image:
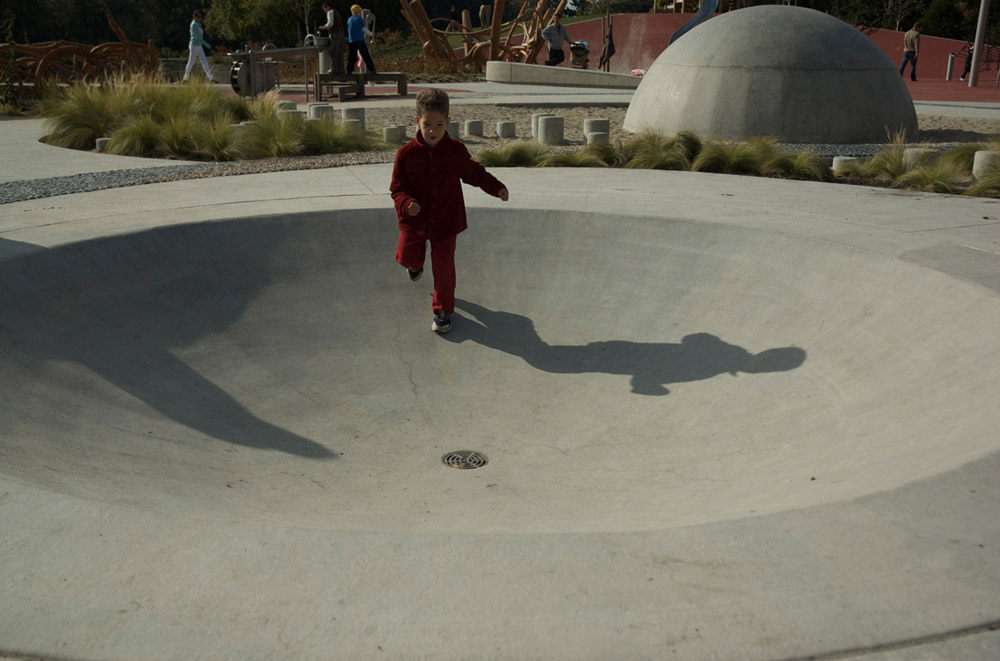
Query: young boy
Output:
[[390, 88, 509, 333]]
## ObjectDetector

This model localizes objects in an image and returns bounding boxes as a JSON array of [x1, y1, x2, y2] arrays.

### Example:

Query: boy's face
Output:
[[415, 110, 449, 147]]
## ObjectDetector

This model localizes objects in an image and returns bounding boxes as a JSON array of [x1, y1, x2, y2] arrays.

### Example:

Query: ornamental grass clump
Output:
[[937, 143, 981, 174], [238, 110, 305, 159], [105, 115, 160, 156], [622, 129, 695, 170], [191, 115, 242, 161], [760, 151, 834, 182], [475, 141, 550, 167], [691, 140, 762, 175], [539, 150, 607, 168], [893, 157, 966, 194], [582, 140, 627, 167], [300, 117, 379, 155], [42, 81, 139, 150]]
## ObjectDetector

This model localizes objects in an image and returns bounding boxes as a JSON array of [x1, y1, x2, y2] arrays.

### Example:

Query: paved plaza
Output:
[[1, 83, 999, 659]]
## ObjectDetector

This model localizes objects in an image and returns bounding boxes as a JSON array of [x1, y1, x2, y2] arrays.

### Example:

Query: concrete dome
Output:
[[623, 6, 918, 143]]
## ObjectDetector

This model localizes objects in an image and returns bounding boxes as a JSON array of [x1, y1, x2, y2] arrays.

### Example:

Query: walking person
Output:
[[183, 10, 218, 83], [347, 4, 377, 75], [541, 13, 574, 67], [899, 21, 921, 82], [390, 89, 509, 334]]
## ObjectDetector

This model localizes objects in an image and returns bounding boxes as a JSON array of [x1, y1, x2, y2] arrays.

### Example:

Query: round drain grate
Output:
[[442, 450, 489, 469]]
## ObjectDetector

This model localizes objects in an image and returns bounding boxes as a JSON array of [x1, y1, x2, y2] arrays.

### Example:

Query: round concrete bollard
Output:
[[342, 107, 366, 130], [342, 118, 363, 132], [903, 147, 936, 169], [308, 104, 335, 120], [972, 150, 1000, 179], [465, 120, 484, 137], [383, 125, 407, 144], [537, 116, 565, 146], [274, 100, 297, 112], [447, 121, 459, 138], [586, 132, 609, 145], [832, 156, 860, 172], [497, 121, 516, 138], [583, 118, 610, 138], [95, 137, 110, 153], [531, 113, 556, 138]]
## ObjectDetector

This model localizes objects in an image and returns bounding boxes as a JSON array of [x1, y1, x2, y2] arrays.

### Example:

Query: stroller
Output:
[[569, 41, 589, 69]]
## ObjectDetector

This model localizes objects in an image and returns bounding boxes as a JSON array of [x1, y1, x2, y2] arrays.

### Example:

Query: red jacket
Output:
[[390, 131, 506, 239]]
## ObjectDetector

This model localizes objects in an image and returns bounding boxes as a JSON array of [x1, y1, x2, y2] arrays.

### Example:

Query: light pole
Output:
[[969, 0, 991, 87]]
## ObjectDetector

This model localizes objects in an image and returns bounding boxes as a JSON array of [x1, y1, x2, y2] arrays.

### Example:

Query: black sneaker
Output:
[[432, 310, 452, 334], [407, 267, 423, 281]]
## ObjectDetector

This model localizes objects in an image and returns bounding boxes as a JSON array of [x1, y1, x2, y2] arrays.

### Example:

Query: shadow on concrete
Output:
[[447, 299, 806, 396], [0, 220, 334, 459], [0, 236, 44, 261]]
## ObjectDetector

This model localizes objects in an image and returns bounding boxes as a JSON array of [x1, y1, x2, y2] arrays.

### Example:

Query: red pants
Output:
[[395, 232, 457, 312]]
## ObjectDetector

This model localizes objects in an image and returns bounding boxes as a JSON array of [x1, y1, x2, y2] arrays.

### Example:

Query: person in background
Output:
[[479, 0, 492, 28], [183, 10, 218, 83], [347, 4, 377, 74], [899, 21, 921, 82], [320, 2, 346, 74], [448, 6, 460, 32], [541, 13, 574, 67], [960, 43, 974, 81]]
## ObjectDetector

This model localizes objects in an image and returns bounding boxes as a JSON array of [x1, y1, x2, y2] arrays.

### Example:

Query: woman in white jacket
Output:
[[184, 10, 218, 83]]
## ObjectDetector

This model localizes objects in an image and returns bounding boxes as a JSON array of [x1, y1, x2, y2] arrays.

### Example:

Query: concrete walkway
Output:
[[1, 86, 999, 660]]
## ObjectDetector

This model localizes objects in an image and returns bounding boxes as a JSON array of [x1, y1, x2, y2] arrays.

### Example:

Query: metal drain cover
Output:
[[442, 450, 488, 469]]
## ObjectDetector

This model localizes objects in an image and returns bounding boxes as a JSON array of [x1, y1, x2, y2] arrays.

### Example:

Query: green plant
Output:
[[893, 158, 966, 193], [623, 129, 692, 170], [691, 141, 761, 175], [539, 150, 607, 168], [106, 114, 160, 156], [582, 140, 627, 167], [237, 110, 305, 159], [1, 9, 17, 111], [760, 151, 834, 182], [475, 141, 550, 167], [158, 113, 196, 157], [300, 117, 379, 155], [191, 115, 242, 161], [938, 144, 982, 173], [42, 82, 136, 149]]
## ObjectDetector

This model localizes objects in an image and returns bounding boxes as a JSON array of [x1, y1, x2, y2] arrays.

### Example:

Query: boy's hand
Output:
[[407, 201, 421, 216], [498, 188, 509, 202]]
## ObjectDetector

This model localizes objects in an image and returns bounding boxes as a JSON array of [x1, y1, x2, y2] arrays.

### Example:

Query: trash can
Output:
[[570, 42, 589, 70]]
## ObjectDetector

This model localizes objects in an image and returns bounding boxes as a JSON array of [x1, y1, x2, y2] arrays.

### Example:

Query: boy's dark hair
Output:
[[416, 88, 450, 118]]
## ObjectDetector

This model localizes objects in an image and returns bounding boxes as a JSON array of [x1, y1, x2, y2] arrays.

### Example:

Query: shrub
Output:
[[761, 151, 834, 182], [894, 158, 966, 193], [301, 117, 379, 155], [475, 141, 550, 167], [106, 115, 160, 156], [691, 141, 761, 174], [539, 150, 607, 167], [623, 129, 691, 170]]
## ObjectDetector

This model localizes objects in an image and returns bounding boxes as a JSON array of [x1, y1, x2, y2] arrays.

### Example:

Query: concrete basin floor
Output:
[[1, 165, 999, 659]]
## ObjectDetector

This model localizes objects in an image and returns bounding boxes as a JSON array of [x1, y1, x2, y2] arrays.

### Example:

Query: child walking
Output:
[[390, 88, 509, 333]]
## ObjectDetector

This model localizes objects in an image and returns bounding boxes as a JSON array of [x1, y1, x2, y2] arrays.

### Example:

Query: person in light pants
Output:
[[184, 9, 218, 83]]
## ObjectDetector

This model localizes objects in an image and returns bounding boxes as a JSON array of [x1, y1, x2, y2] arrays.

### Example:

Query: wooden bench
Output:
[[313, 72, 408, 102]]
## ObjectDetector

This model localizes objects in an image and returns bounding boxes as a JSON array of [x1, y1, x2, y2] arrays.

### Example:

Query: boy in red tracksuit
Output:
[[390, 88, 509, 333]]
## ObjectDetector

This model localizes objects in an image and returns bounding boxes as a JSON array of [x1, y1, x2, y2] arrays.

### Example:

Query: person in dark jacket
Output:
[[390, 89, 509, 333]]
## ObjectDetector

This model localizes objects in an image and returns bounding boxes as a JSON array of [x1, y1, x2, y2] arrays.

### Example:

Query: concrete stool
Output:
[[342, 107, 366, 130], [95, 137, 110, 153], [531, 113, 556, 138], [342, 118, 363, 132], [464, 120, 484, 137], [240, 121, 258, 126], [903, 147, 936, 169], [583, 118, 610, 139], [537, 116, 565, 146], [383, 125, 407, 144], [832, 156, 860, 172], [586, 132, 609, 145], [274, 100, 297, 112], [972, 150, 999, 179], [308, 104, 335, 120], [447, 121, 459, 138], [277, 109, 305, 120], [497, 121, 516, 138]]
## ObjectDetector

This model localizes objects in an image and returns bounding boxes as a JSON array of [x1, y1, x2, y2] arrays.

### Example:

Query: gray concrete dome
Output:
[[623, 6, 918, 143]]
